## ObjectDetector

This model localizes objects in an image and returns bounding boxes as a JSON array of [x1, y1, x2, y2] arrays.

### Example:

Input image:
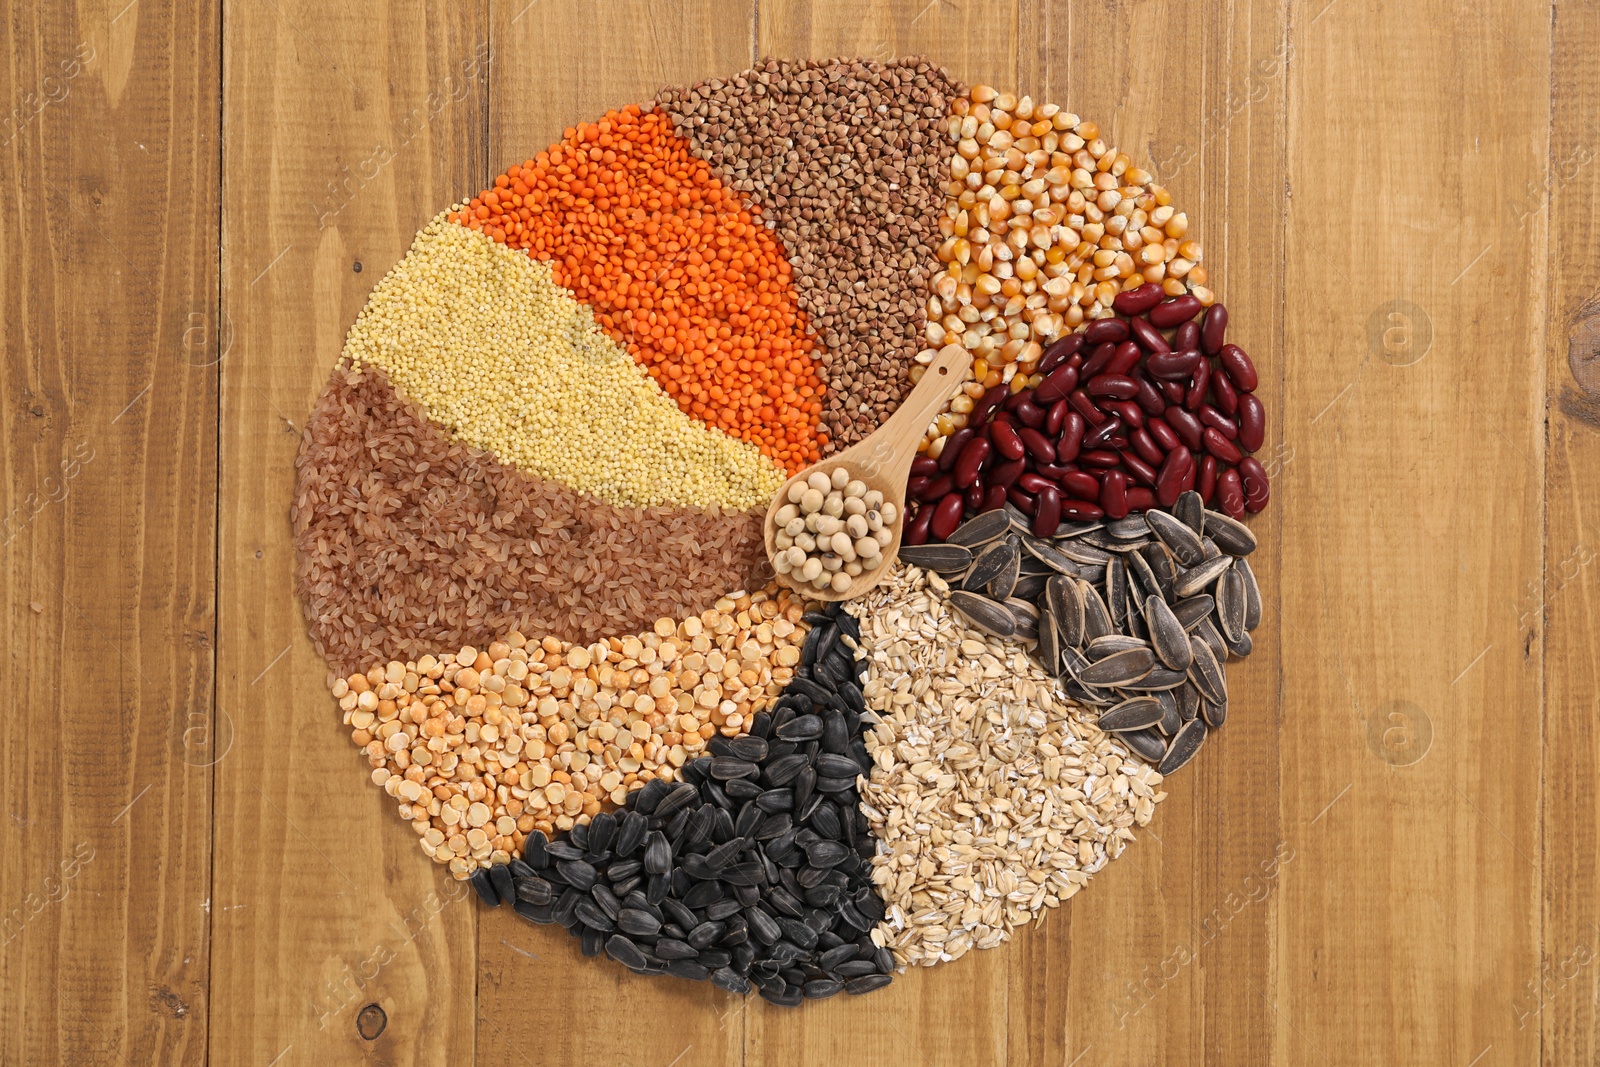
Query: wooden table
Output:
[[3, 1, 1594, 1063]]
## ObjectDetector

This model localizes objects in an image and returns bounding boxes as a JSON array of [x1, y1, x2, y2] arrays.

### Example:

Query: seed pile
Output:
[[906, 291, 1269, 537], [451, 106, 823, 473], [853, 563, 1164, 966], [770, 466, 898, 594], [656, 57, 965, 455], [342, 214, 785, 510], [293, 363, 774, 676], [901, 494, 1262, 774], [470, 603, 896, 1005], [918, 86, 1212, 457], [333, 589, 807, 877]]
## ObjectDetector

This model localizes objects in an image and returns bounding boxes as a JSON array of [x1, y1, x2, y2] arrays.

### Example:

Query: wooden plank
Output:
[[0, 2, 217, 1064], [748, 5, 1014, 1066], [471, 4, 757, 1066], [210, 2, 489, 1063], [1012, 3, 1289, 1064], [1280, 2, 1549, 1065], [1543, 3, 1600, 1062]]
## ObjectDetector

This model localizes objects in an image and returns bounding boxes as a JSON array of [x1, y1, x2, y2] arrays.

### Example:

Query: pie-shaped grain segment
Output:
[[452, 105, 824, 475], [342, 213, 786, 512]]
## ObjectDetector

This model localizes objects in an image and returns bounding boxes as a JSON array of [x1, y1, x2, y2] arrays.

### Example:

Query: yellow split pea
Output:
[[342, 213, 787, 510], [330, 586, 812, 878]]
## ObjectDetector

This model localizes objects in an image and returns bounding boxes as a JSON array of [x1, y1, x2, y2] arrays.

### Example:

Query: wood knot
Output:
[[356, 1003, 387, 1041]]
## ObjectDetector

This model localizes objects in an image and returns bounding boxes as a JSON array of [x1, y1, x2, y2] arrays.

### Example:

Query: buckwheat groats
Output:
[[656, 58, 964, 455]]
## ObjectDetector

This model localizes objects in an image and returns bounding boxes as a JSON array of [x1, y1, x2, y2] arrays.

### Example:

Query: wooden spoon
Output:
[[765, 345, 975, 602]]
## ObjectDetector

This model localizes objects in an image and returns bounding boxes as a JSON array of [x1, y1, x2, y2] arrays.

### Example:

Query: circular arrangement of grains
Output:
[[293, 55, 1271, 1007]]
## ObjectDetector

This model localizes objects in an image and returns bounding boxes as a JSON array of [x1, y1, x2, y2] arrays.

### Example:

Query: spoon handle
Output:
[[846, 345, 975, 488]]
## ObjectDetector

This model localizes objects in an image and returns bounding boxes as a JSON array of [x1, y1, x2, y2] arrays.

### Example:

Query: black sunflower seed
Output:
[[1119, 727, 1168, 762], [1159, 719, 1207, 774], [1144, 594, 1194, 671], [1202, 509, 1257, 555], [1099, 697, 1163, 731]]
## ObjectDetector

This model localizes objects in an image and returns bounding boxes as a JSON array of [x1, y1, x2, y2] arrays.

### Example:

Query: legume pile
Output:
[[295, 57, 1271, 1009]]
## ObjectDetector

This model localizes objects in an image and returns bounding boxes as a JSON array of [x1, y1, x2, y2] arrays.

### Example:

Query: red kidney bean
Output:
[[1083, 318, 1130, 345], [1085, 417, 1124, 449], [1057, 411, 1085, 462], [1018, 472, 1056, 495], [930, 492, 966, 539], [989, 457, 1026, 490], [981, 485, 1009, 513], [907, 475, 931, 498], [1004, 390, 1030, 413], [1102, 399, 1142, 429], [1035, 363, 1080, 405], [938, 428, 974, 472], [1219, 343, 1258, 391], [1201, 303, 1228, 355], [1199, 454, 1218, 503], [1061, 470, 1101, 501], [1209, 366, 1239, 416], [1100, 470, 1129, 519], [1018, 427, 1057, 464], [1146, 350, 1201, 380], [1033, 486, 1062, 536], [971, 385, 1010, 426], [1108, 341, 1143, 376], [1044, 398, 1069, 436], [1179, 458, 1197, 494], [1081, 342, 1117, 379], [1112, 282, 1165, 316], [1079, 449, 1121, 468], [1087, 374, 1139, 400], [1217, 468, 1245, 518], [906, 503, 936, 545], [1150, 293, 1203, 329], [1132, 428, 1164, 467], [1159, 379, 1187, 405], [1107, 436, 1131, 452], [954, 437, 991, 488], [1127, 487, 1156, 511], [1129, 315, 1170, 355], [917, 473, 955, 502], [1203, 427, 1243, 464], [1007, 486, 1038, 516], [1015, 398, 1046, 429], [990, 419, 1025, 461], [1147, 416, 1182, 453], [1135, 375, 1167, 416], [1062, 500, 1106, 521], [1238, 393, 1266, 453], [910, 456, 939, 478], [1199, 404, 1239, 441], [1069, 389, 1107, 426], [1156, 448, 1190, 507], [1164, 407, 1204, 450], [1185, 359, 1210, 410], [1174, 320, 1200, 352], [1037, 462, 1076, 479], [964, 481, 985, 511], [1037, 333, 1084, 375], [1122, 453, 1158, 487], [1239, 456, 1270, 512]]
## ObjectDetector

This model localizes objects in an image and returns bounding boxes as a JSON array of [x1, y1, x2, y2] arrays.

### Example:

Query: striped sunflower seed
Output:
[[1116, 667, 1190, 691], [1172, 595, 1215, 631], [1216, 566, 1247, 644], [1146, 508, 1206, 566], [1086, 634, 1149, 659], [1105, 557, 1129, 627], [1144, 594, 1194, 671], [1106, 516, 1152, 540], [947, 510, 1013, 548], [1119, 727, 1168, 762], [1079, 647, 1155, 686], [947, 590, 1016, 639], [1203, 510, 1257, 556], [1158, 719, 1207, 774], [1057, 540, 1114, 566], [1127, 547, 1165, 602], [1202, 696, 1228, 728], [1187, 635, 1226, 703], [1099, 697, 1163, 731], [1195, 616, 1228, 660], [898, 543, 973, 573], [966, 536, 1019, 594], [1174, 490, 1205, 536], [1236, 556, 1262, 630], [1046, 575, 1085, 648], [1177, 682, 1200, 721], [1079, 579, 1114, 642], [1022, 536, 1083, 576], [1036, 612, 1062, 676], [1013, 573, 1050, 600], [1173, 555, 1233, 599], [1006, 597, 1040, 641], [1155, 689, 1182, 735]]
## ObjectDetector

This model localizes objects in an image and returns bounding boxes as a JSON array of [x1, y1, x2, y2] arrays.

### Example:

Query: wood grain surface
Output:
[[1, 1, 1594, 1064]]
